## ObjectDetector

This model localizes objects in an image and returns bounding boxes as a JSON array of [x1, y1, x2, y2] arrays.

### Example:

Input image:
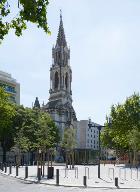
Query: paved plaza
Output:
[[0, 164, 140, 190], [0, 173, 140, 192]]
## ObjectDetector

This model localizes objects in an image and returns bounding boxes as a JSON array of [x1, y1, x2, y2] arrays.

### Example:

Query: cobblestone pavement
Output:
[[0, 174, 140, 192]]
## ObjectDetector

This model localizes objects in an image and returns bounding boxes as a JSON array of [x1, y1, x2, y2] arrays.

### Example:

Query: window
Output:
[[91, 140, 92, 143], [65, 73, 68, 89], [91, 135, 92, 137], [54, 71, 59, 89]]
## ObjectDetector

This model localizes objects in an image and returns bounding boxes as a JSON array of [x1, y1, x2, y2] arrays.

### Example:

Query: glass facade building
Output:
[[0, 71, 20, 104]]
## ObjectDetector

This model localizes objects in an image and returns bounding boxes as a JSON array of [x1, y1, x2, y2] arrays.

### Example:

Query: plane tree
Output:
[[101, 93, 140, 165], [14, 106, 59, 167], [61, 126, 77, 168], [0, 0, 50, 43], [0, 88, 16, 163]]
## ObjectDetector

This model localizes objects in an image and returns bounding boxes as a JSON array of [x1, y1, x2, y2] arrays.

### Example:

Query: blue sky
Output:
[[0, 0, 140, 124]]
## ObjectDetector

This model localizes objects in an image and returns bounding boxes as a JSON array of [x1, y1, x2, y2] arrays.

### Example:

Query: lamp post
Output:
[[88, 118, 111, 179], [37, 149, 42, 181]]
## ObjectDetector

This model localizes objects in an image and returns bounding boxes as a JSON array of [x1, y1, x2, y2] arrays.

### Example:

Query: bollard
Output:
[[85, 167, 89, 179], [25, 166, 28, 179], [4, 163, 7, 173], [38, 168, 41, 182], [115, 177, 118, 187], [56, 169, 59, 186], [9, 165, 12, 175], [16, 166, 18, 176], [83, 176, 87, 187]]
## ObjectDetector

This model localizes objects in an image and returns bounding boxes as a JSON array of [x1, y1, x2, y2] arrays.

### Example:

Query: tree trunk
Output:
[[72, 150, 74, 168], [50, 151, 53, 167], [69, 153, 72, 169], [42, 152, 45, 177], [66, 151, 68, 168], [133, 150, 137, 166], [2, 146, 6, 163], [47, 149, 50, 168], [37, 151, 39, 176]]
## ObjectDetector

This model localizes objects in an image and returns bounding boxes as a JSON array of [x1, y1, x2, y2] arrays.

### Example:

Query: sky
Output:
[[0, 0, 140, 124]]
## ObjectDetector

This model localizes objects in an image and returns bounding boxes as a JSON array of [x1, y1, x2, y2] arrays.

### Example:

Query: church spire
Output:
[[56, 10, 67, 47]]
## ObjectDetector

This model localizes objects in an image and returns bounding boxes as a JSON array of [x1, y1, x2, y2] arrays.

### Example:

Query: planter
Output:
[[47, 166, 54, 179]]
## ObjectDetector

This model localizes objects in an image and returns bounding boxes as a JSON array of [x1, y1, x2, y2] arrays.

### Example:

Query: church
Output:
[[43, 13, 77, 138], [33, 13, 107, 163]]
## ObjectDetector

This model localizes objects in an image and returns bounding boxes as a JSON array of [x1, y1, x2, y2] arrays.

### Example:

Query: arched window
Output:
[[62, 76, 64, 87], [55, 71, 59, 89], [65, 72, 68, 89]]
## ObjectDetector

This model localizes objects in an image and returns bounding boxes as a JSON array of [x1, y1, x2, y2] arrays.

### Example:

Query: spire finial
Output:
[[60, 9, 62, 20], [56, 10, 67, 47]]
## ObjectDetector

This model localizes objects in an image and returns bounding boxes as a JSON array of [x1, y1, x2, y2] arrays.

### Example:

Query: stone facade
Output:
[[43, 13, 77, 138]]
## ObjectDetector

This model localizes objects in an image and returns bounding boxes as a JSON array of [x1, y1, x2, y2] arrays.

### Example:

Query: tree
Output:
[[101, 93, 140, 165], [0, 0, 50, 43], [61, 126, 77, 168], [14, 107, 59, 152], [0, 87, 15, 163], [14, 106, 59, 168], [14, 106, 39, 153], [34, 111, 59, 175], [35, 111, 59, 151], [127, 127, 140, 165]]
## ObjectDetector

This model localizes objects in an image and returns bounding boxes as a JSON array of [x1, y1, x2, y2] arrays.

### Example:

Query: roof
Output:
[[56, 12, 67, 47]]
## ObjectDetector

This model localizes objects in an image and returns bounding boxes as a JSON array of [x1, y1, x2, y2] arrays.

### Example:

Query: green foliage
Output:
[[101, 93, 140, 151], [0, 0, 50, 43], [0, 88, 16, 158], [14, 106, 60, 152], [0, 89, 59, 161], [61, 127, 77, 150], [127, 127, 140, 151], [34, 111, 60, 151], [14, 106, 38, 151]]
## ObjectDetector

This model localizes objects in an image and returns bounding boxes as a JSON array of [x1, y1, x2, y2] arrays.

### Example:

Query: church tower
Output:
[[44, 13, 77, 137]]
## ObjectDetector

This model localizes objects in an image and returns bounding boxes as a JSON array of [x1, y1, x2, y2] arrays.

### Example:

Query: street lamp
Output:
[[88, 118, 112, 179]]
